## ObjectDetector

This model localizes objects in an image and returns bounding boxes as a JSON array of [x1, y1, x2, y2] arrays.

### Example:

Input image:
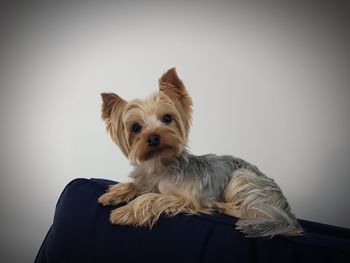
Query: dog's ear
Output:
[[159, 68, 193, 134], [101, 93, 130, 157], [101, 93, 125, 120]]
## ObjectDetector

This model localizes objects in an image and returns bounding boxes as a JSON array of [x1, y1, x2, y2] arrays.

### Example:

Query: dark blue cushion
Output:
[[35, 178, 350, 263]]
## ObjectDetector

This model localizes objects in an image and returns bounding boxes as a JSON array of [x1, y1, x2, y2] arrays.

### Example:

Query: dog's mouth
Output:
[[144, 145, 178, 160], [128, 132, 184, 165]]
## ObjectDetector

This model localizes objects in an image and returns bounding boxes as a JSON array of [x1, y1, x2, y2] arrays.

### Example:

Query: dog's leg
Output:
[[150, 193, 212, 222], [109, 193, 210, 227], [109, 193, 161, 226], [213, 202, 242, 218], [223, 169, 303, 237], [98, 182, 138, 206]]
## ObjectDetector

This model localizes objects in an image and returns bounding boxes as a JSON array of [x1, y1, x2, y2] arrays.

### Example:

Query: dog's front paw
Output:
[[98, 183, 138, 206], [98, 192, 119, 206]]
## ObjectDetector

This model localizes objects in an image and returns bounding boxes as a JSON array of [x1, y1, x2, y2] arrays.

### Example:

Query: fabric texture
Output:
[[35, 178, 350, 263]]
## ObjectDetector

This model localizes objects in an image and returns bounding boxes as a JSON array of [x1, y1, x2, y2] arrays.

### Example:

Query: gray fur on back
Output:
[[169, 150, 266, 202]]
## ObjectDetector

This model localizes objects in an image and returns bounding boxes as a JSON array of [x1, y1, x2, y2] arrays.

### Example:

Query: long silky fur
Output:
[[226, 169, 303, 237]]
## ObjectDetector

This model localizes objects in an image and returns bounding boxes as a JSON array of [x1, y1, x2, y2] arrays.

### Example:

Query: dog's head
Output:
[[101, 68, 192, 164]]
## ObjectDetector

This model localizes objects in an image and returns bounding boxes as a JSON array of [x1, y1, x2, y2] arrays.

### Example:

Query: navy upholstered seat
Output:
[[35, 178, 350, 263]]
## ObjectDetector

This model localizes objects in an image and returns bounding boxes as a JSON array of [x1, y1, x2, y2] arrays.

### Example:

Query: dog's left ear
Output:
[[159, 68, 193, 134]]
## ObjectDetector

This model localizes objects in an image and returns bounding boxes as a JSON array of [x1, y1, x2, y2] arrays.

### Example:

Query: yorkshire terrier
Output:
[[98, 68, 303, 237]]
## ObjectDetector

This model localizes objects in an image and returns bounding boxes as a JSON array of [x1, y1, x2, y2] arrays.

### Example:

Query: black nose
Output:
[[147, 135, 160, 147]]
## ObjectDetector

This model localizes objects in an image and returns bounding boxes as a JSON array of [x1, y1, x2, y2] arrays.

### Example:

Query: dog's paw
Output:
[[98, 192, 123, 206], [98, 183, 138, 206]]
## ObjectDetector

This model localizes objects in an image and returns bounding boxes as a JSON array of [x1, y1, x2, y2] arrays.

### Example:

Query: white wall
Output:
[[1, 1, 349, 262]]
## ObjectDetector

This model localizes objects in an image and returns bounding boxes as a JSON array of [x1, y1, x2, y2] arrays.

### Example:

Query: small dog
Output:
[[98, 68, 303, 237]]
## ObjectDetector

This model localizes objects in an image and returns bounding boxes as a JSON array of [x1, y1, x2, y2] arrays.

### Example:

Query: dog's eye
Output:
[[162, 114, 172, 124], [132, 123, 142, 133]]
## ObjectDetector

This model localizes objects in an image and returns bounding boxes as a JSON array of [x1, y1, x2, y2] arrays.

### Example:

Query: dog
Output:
[[98, 68, 303, 237]]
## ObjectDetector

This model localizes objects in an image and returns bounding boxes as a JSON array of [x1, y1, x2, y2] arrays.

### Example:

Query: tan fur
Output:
[[110, 192, 210, 228], [110, 193, 161, 227], [101, 70, 190, 166], [98, 182, 138, 206], [159, 68, 193, 138], [128, 125, 184, 164], [101, 93, 130, 157]]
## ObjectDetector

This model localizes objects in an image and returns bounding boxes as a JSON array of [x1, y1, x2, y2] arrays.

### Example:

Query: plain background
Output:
[[1, 1, 349, 262]]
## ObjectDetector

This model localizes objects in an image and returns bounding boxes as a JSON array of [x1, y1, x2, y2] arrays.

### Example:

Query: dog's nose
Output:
[[147, 135, 160, 147]]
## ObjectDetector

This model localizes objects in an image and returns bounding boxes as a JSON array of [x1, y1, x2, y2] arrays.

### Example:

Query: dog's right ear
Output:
[[159, 68, 193, 138], [101, 93, 129, 157], [101, 93, 126, 120]]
